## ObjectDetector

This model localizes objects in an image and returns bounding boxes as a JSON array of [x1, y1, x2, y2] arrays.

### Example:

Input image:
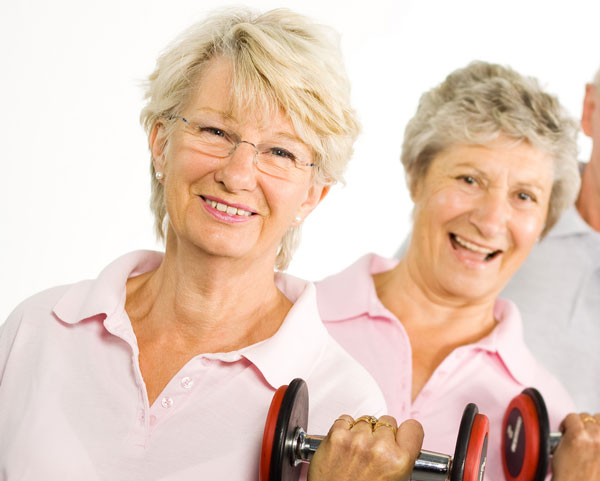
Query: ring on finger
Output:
[[352, 415, 378, 430], [374, 420, 397, 435], [335, 417, 353, 428], [582, 416, 598, 424]]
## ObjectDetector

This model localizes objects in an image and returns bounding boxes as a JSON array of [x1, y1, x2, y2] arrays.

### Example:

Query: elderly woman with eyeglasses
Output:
[[316, 61, 600, 481], [0, 9, 424, 481]]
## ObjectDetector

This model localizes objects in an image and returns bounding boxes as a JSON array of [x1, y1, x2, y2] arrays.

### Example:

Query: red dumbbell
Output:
[[260, 378, 489, 481], [502, 387, 563, 481]]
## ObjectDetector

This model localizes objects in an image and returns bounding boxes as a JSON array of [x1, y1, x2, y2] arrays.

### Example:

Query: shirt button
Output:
[[181, 376, 194, 389], [161, 397, 174, 408]]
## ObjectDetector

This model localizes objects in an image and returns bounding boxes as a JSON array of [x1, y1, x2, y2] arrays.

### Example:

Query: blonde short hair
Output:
[[140, 8, 359, 269], [401, 61, 580, 236]]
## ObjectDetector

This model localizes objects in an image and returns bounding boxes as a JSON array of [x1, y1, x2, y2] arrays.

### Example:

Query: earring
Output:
[[155, 171, 164, 180], [295, 216, 302, 223]]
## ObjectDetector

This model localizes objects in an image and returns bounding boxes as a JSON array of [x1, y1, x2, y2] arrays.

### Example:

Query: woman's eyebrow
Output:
[[270, 131, 305, 144], [512, 179, 546, 193], [448, 162, 486, 176], [191, 106, 235, 121]]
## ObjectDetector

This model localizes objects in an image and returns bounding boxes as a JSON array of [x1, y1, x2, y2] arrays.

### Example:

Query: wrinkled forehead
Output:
[[188, 55, 298, 130], [181, 54, 320, 163]]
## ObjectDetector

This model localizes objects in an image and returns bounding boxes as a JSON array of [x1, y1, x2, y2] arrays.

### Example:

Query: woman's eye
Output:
[[200, 126, 227, 138], [458, 175, 476, 185], [517, 192, 536, 202], [270, 147, 296, 161]]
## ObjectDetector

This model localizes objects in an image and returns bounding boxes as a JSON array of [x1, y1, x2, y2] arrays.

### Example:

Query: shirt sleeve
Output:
[[0, 302, 25, 385]]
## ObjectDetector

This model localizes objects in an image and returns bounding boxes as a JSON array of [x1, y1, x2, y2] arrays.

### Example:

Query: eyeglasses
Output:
[[169, 116, 316, 178]]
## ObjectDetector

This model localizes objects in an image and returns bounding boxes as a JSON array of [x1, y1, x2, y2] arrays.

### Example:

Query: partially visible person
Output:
[[500, 67, 600, 412], [0, 9, 423, 480], [317, 61, 600, 480], [552, 413, 600, 481]]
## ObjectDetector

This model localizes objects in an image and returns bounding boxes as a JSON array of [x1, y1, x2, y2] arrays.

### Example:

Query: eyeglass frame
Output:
[[165, 115, 317, 172]]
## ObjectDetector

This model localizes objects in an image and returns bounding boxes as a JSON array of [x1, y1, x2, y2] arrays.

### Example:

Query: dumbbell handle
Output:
[[549, 432, 562, 453], [294, 429, 453, 481]]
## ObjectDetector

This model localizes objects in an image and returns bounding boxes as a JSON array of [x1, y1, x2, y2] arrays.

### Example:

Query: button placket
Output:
[[180, 376, 194, 389], [149, 355, 213, 426]]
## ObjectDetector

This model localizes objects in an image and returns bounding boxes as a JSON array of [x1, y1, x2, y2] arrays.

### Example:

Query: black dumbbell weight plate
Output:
[[450, 403, 478, 481], [270, 378, 309, 481]]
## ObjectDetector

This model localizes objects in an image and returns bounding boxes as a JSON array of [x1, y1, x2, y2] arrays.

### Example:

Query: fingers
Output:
[[397, 418, 425, 463], [560, 412, 600, 434], [332, 415, 353, 431], [351, 415, 379, 435], [580, 412, 600, 426], [553, 412, 600, 481], [560, 412, 583, 433], [372, 415, 398, 441], [308, 414, 421, 481]]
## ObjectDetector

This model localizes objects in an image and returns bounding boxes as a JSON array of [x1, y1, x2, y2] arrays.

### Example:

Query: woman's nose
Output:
[[214, 141, 258, 191], [469, 191, 509, 238]]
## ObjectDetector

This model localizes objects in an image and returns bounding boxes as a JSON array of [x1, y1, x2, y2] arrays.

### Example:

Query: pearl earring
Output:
[[155, 171, 164, 180], [295, 216, 302, 223]]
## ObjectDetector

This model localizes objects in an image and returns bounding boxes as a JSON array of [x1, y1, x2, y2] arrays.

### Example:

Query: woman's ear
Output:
[[293, 183, 330, 225], [581, 84, 596, 138], [150, 121, 168, 174]]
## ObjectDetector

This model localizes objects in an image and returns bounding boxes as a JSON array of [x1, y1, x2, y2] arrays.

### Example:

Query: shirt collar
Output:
[[53, 250, 163, 328], [317, 254, 537, 386], [316, 253, 398, 322], [462, 297, 536, 385], [52, 252, 354, 391], [240, 273, 333, 389]]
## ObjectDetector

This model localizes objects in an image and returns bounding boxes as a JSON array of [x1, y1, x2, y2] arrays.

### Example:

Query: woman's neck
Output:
[[375, 258, 497, 334], [374, 257, 498, 400], [126, 237, 291, 354]]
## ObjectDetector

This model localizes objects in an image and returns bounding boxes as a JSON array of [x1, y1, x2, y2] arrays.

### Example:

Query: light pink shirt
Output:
[[0, 251, 386, 481], [316, 254, 575, 481]]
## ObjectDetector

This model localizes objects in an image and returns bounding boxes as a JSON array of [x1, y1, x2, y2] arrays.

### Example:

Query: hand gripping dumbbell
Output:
[[260, 378, 489, 481], [502, 387, 564, 481]]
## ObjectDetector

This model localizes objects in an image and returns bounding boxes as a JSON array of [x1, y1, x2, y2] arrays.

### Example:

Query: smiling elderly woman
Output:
[[316, 61, 600, 481], [0, 9, 423, 480]]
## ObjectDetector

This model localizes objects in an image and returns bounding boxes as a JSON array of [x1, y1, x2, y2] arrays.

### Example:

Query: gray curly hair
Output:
[[401, 61, 580, 236]]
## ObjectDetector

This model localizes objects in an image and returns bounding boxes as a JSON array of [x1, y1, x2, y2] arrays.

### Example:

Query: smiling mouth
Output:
[[450, 233, 503, 261], [201, 196, 256, 217]]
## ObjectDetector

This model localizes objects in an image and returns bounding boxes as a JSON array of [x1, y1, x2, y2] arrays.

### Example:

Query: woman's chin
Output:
[[437, 273, 499, 303]]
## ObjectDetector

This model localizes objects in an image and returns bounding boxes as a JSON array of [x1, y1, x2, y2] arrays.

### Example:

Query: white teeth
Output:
[[204, 198, 252, 217], [453, 235, 496, 254]]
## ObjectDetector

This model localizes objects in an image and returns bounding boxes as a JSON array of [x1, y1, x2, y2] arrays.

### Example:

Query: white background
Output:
[[1, 0, 598, 323]]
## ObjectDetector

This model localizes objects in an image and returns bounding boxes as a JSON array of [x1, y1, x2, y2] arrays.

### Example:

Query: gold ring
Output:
[[335, 417, 353, 428], [374, 420, 397, 435], [582, 416, 597, 424], [352, 415, 378, 430]]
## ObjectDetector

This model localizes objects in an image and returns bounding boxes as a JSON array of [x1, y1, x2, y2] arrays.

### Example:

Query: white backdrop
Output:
[[1, 0, 598, 323]]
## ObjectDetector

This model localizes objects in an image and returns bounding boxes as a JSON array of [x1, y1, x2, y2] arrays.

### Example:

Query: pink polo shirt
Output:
[[316, 254, 575, 481], [0, 251, 387, 481]]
